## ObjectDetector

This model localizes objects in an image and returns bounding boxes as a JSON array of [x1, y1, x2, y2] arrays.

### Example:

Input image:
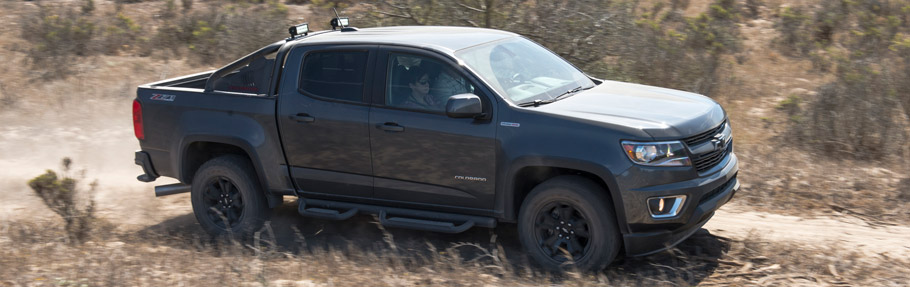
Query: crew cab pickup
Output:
[[133, 23, 739, 271]]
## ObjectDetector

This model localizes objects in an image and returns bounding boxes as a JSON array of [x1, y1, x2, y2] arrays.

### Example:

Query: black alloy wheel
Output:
[[534, 202, 591, 262], [191, 155, 270, 238], [202, 176, 245, 229], [518, 175, 621, 271]]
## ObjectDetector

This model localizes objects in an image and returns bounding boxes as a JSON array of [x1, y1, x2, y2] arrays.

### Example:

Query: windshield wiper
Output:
[[516, 85, 593, 107]]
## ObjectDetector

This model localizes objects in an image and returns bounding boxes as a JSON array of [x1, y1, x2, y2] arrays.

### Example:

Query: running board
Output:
[[298, 200, 358, 220], [297, 198, 495, 233]]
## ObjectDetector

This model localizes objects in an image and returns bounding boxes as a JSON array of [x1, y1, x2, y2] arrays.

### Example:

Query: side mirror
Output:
[[446, 94, 483, 118]]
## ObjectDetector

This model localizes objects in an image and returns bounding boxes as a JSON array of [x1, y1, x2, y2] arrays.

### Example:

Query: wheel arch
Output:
[[500, 157, 629, 234], [177, 135, 281, 207]]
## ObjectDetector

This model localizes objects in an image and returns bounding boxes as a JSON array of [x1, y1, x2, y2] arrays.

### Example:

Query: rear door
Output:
[[368, 47, 498, 211], [277, 45, 377, 198]]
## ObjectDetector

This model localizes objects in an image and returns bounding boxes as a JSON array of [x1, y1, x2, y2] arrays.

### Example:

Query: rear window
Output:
[[299, 51, 368, 102]]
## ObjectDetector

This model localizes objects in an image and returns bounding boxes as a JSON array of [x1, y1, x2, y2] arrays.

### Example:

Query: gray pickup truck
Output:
[[133, 22, 739, 271]]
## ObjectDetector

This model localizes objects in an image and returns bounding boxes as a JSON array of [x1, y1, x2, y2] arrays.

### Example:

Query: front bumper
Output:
[[618, 152, 739, 257]]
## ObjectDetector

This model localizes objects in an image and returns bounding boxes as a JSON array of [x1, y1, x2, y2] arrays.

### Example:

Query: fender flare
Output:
[[498, 156, 630, 234], [176, 135, 272, 198]]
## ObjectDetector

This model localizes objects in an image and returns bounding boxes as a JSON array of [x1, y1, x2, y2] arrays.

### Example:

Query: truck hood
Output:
[[538, 80, 727, 139]]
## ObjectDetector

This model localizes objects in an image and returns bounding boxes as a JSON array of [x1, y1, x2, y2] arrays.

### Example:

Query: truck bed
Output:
[[135, 74, 292, 195]]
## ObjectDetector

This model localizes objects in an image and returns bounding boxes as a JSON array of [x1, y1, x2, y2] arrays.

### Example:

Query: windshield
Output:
[[455, 37, 595, 105]]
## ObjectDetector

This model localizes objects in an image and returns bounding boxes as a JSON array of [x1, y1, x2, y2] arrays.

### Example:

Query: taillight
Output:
[[133, 99, 144, 140]]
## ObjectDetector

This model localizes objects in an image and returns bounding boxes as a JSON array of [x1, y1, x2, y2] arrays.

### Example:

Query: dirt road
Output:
[[707, 207, 910, 258]]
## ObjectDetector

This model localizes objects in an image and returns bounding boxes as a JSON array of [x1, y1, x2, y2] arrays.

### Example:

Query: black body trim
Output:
[[298, 198, 496, 233], [135, 151, 159, 182]]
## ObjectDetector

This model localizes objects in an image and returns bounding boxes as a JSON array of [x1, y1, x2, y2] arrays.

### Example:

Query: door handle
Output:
[[377, 122, 405, 132], [291, 113, 315, 123]]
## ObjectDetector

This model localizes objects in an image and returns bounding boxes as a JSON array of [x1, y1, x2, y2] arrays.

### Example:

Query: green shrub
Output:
[[776, 6, 812, 55], [777, 94, 801, 117], [20, 5, 95, 78], [27, 158, 96, 245], [100, 12, 142, 55]]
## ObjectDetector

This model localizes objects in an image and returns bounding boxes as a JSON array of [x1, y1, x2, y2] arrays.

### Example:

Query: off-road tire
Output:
[[518, 175, 622, 271], [191, 155, 270, 238]]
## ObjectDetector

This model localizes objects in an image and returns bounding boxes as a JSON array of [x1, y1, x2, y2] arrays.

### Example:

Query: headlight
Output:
[[621, 141, 691, 166]]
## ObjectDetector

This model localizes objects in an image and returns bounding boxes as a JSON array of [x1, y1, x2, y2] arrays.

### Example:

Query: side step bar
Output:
[[297, 198, 495, 234], [299, 200, 359, 220]]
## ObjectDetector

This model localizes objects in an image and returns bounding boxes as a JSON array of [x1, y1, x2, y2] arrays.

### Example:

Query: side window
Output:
[[213, 51, 277, 95], [386, 53, 476, 112], [300, 51, 368, 102]]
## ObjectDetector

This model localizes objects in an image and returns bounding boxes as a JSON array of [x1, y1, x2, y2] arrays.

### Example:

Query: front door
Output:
[[368, 49, 498, 211], [277, 46, 376, 198]]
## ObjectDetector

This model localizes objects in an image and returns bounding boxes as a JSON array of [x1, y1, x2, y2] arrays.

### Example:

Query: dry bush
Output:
[[735, 141, 910, 223], [161, 0, 177, 18], [0, 82, 13, 109], [608, 0, 741, 96], [19, 4, 95, 78], [798, 67, 908, 160], [26, 158, 96, 245], [366, 0, 743, 97], [81, 0, 95, 15], [781, 0, 910, 160], [98, 12, 143, 55], [153, 0, 289, 64], [743, 0, 763, 19], [898, 178, 910, 200], [293, 0, 357, 8], [774, 6, 812, 55], [774, 1, 849, 56]]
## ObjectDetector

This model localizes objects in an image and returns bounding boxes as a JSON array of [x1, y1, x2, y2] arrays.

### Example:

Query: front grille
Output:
[[698, 174, 736, 205], [693, 141, 732, 173], [683, 120, 726, 147]]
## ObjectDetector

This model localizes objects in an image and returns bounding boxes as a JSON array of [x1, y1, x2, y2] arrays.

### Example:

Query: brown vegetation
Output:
[[1, 218, 906, 286]]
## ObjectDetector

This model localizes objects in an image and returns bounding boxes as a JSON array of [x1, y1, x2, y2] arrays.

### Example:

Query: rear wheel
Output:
[[191, 155, 270, 238], [518, 176, 621, 271]]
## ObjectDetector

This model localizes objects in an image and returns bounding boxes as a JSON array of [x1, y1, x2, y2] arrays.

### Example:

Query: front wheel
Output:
[[190, 155, 270, 238], [518, 176, 622, 271]]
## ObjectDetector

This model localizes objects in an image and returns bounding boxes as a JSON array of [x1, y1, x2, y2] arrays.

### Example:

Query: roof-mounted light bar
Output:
[[330, 17, 349, 30], [288, 23, 309, 37]]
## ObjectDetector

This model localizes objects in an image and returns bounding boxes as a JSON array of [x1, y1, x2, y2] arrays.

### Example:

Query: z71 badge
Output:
[[150, 94, 176, 102]]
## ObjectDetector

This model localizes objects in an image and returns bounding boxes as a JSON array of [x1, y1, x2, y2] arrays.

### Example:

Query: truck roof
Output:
[[296, 26, 518, 54]]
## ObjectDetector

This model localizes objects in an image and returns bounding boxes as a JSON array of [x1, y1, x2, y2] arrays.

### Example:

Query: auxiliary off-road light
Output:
[[647, 195, 686, 219], [289, 23, 309, 37], [330, 17, 349, 30]]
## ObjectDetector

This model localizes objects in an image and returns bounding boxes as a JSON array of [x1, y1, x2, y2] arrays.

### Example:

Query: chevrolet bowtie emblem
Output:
[[711, 133, 727, 150]]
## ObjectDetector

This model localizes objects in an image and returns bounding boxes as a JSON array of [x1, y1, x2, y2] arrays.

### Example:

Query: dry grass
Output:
[[735, 142, 910, 224], [0, 218, 906, 286]]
